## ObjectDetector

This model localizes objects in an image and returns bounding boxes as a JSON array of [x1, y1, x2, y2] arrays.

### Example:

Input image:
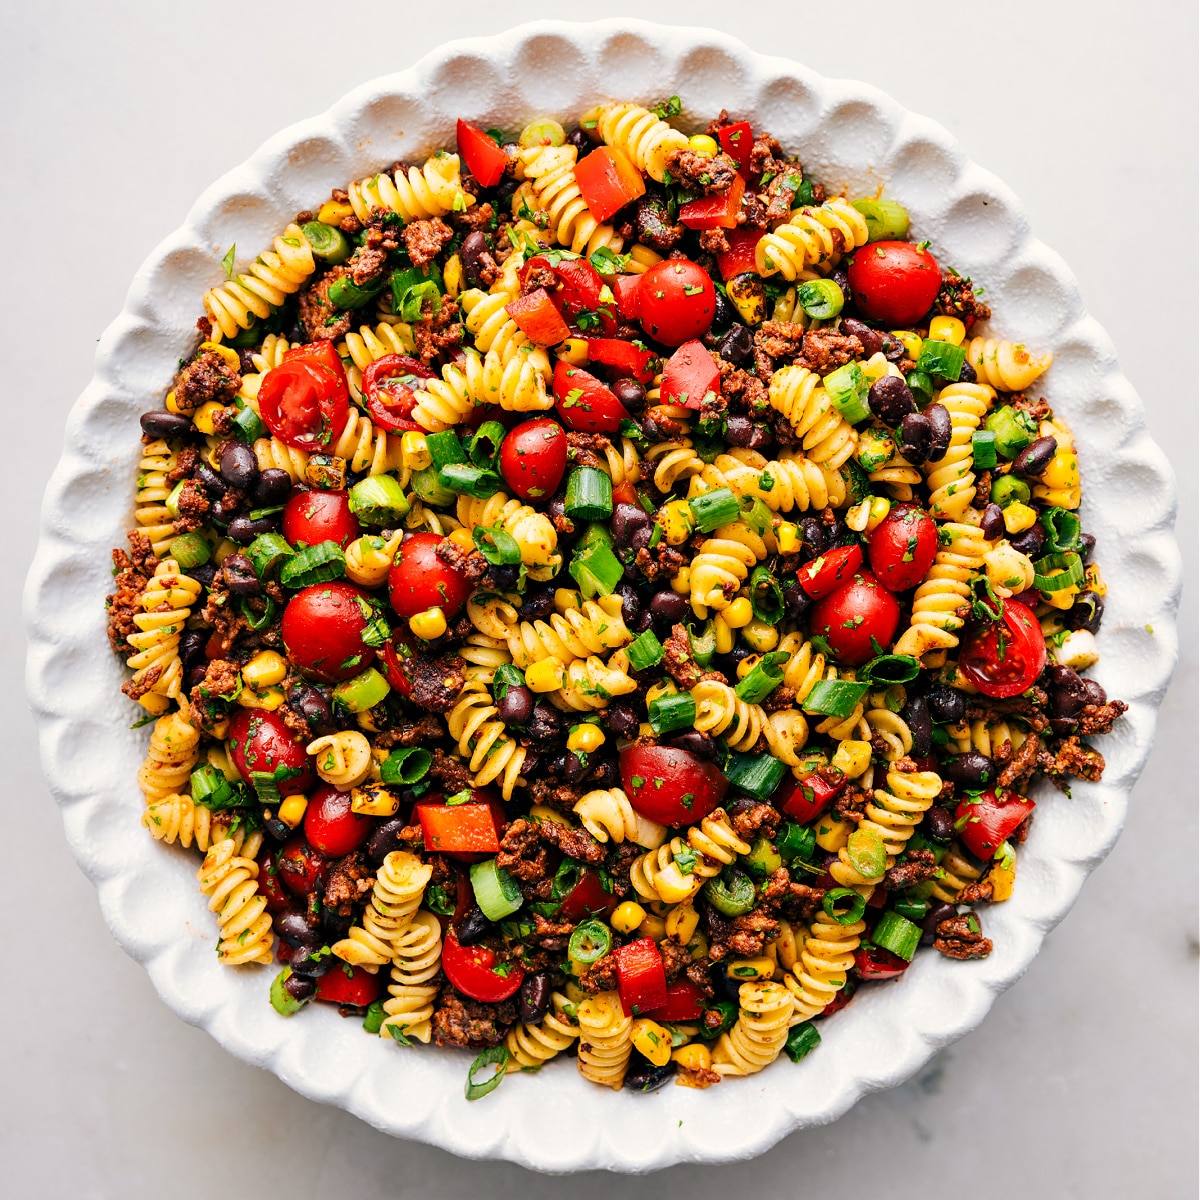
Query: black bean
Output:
[[218, 440, 260, 491], [458, 232, 494, 290], [289, 945, 335, 977], [616, 583, 640, 626], [1078, 532, 1096, 562], [185, 665, 208, 693], [288, 683, 336, 736], [634, 609, 654, 633], [276, 910, 320, 948], [526, 702, 561, 744], [799, 517, 825, 558], [829, 267, 850, 299], [1048, 716, 1079, 737], [589, 757, 621, 788], [566, 127, 590, 151], [612, 377, 646, 412], [456, 907, 490, 947], [921, 902, 956, 945], [222, 552, 260, 597], [179, 628, 207, 671], [611, 502, 651, 549], [195, 462, 227, 499], [943, 751, 993, 789], [898, 412, 933, 464], [561, 751, 587, 783], [709, 960, 744, 1003], [366, 818, 408, 866], [518, 589, 555, 621], [496, 684, 533, 727], [924, 403, 953, 462], [1050, 687, 1086, 721], [717, 324, 753, 364], [905, 696, 933, 758], [140, 410, 195, 439], [667, 731, 718, 761], [1012, 435, 1057, 478], [649, 589, 688, 624], [320, 908, 353, 942], [925, 806, 955, 844], [867, 375, 915, 426], [251, 468, 292, 507], [624, 1060, 677, 1092], [980, 503, 1005, 542], [711, 288, 735, 333], [1082, 679, 1108, 706], [840, 317, 882, 358], [957, 360, 977, 384], [636, 195, 684, 254], [283, 972, 316, 1003], [782, 579, 812, 619], [1048, 664, 1085, 694], [189, 563, 218, 590], [724, 414, 756, 446], [1009, 522, 1046, 558], [519, 973, 552, 1025], [630, 525, 653, 552], [881, 333, 905, 362]]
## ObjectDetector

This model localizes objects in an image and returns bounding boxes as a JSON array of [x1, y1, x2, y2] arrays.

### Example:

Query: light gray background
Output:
[[5, 3, 1196, 1196]]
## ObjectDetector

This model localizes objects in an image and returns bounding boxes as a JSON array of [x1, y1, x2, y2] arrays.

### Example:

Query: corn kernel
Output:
[[277, 794, 309, 829], [448, 528, 476, 554], [713, 614, 734, 654], [928, 315, 966, 346], [350, 783, 400, 817], [442, 254, 463, 299], [164, 390, 182, 415], [726, 956, 776, 982], [666, 902, 699, 944], [1041, 583, 1078, 611], [317, 198, 354, 224], [558, 337, 589, 366], [236, 685, 286, 711], [639, 913, 668, 941], [687, 133, 719, 157], [688, 930, 709, 960], [742, 619, 779, 653], [611, 900, 647, 934], [631, 1018, 673, 1066], [987, 864, 1016, 902], [637, 721, 656, 740], [409, 606, 447, 640], [723, 597, 753, 628], [192, 400, 225, 435], [525, 657, 565, 692], [831, 739, 872, 779], [777, 521, 800, 554], [891, 330, 922, 360], [242, 650, 287, 689], [861, 351, 891, 381], [865, 496, 892, 533], [735, 654, 758, 680], [1041, 451, 1080, 490], [659, 499, 695, 546], [670, 567, 691, 595], [1084, 563, 1107, 597], [1002, 502, 1038, 534], [567, 723, 605, 754], [554, 587, 580, 613], [672, 1043, 712, 1072], [400, 430, 431, 471], [815, 816, 853, 852]]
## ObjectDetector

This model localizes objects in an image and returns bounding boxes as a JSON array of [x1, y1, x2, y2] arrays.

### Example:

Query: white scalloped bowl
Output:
[[25, 19, 1180, 1174]]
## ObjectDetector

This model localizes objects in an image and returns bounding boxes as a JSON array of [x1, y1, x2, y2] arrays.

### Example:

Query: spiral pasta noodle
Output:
[[346, 153, 470, 224], [380, 911, 444, 1044], [966, 337, 1053, 392], [948, 717, 1028, 759], [519, 142, 624, 256], [340, 320, 416, 402], [695, 448, 848, 513], [644, 439, 705, 492], [690, 679, 767, 751], [596, 435, 641, 487], [574, 786, 638, 844], [138, 708, 200, 800], [124, 559, 203, 714], [333, 850, 433, 971], [204, 224, 316, 340], [865, 706, 913, 761], [929, 843, 984, 904], [712, 982, 792, 1076], [413, 350, 552, 432], [506, 991, 581, 1072], [446, 678, 527, 800], [778, 632, 826, 704], [755, 197, 871, 280], [924, 381, 994, 520], [505, 593, 630, 668], [457, 492, 561, 580], [629, 810, 749, 905], [785, 908, 867, 1023], [307, 730, 373, 790], [460, 288, 552, 380], [587, 101, 688, 182], [576, 990, 633, 1089], [552, 651, 637, 712], [467, 590, 522, 641], [134, 440, 180, 556], [689, 523, 772, 616], [868, 444, 923, 501], [762, 709, 810, 771], [196, 838, 274, 966], [767, 366, 859, 468]]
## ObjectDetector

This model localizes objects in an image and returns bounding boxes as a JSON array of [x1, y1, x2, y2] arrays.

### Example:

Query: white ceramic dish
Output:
[[25, 18, 1180, 1174]]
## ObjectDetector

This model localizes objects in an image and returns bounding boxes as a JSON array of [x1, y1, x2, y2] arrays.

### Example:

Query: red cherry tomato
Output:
[[257, 850, 291, 912], [441, 931, 524, 1003], [867, 504, 939, 592], [846, 240, 942, 327], [796, 544, 863, 600], [619, 744, 727, 827], [808, 571, 902, 666], [498, 418, 568, 502], [660, 339, 721, 410], [258, 357, 349, 452], [574, 146, 646, 222], [282, 489, 361, 550], [281, 581, 377, 683], [613, 274, 642, 320], [585, 337, 659, 385], [456, 118, 508, 188], [523, 255, 617, 335], [361, 354, 435, 434], [955, 788, 1035, 861], [638, 259, 716, 346], [303, 784, 374, 856], [959, 599, 1047, 699], [854, 944, 910, 980], [505, 287, 571, 347], [552, 360, 631, 433], [277, 837, 327, 896], [315, 963, 384, 1007], [379, 637, 414, 698], [559, 868, 618, 921], [647, 979, 706, 1023], [387, 531, 472, 619], [227, 708, 315, 796], [776, 770, 847, 824]]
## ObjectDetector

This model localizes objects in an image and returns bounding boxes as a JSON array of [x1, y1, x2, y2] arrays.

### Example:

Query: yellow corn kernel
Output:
[[611, 900, 647, 934], [659, 499, 695, 546], [1041, 583, 1078, 611], [776, 521, 800, 554], [164, 390, 182, 415], [687, 931, 709, 960], [192, 400, 225, 435], [554, 587, 580, 612], [1003, 502, 1038, 534], [988, 863, 1016, 902], [200, 340, 242, 371], [723, 597, 753, 628], [409, 606, 448, 640], [637, 721, 656, 740], [891, 330, 922, 360], [442, 254, 463, 299], [865, 496, 892, 533], [567, 723, 605, 754], [350, 783, 400, 817], [242, 650, 287, 690], [670, 566, 691, 595], [672, 1043, 712, 1072], [448, 528, 476, 554], [726, 956, 775, 982], [734, 655, 757, 680], [815, 816, 853, 852], [237, 685, 286, 711], [666, 902, 699, 944], [742, 619, 779, 653], [687, 133, 719, 157], [277, 794, 309, 829], [317, 198, 354, 224], [831, 739, 872, 779], [1041, 451, 1080, 490], [631, 1018, 673, 1067], [928, 315, 966, 346], [639, 913, 668, 941], [525, 657, 565, 692], [400, 430, 431, 471], [714, 614, 734, 655], [558, 337, 589, 367]]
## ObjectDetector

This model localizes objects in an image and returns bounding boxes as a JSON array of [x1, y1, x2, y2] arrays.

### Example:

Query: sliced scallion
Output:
[[190, 763, 239, 810], [361, 999, 387, 1035], [410, 465, 456, 507], [822, 362, 871, 424], [703, 868, 756, 917], [379, 747, 432, 786], [784, 1020, 821, 1063], [991, 475, 1031, 509], [851, 197, 910, 241], [164, 480, 186, 518], [797, 278, 844, 320], [425, 430, 467, 471], [906, 370, 934, 408], [1039, 507, 1081, 553], [627, 629, 665, 671], [568, 918, 612, 965], [465, 1045, 509, 1101], [800, 679, 870, 718], [279, 540, 345, 588], [776, 821, 815, 862], [328, 272, 387, 311], [240, 595, 278, 632], [733, 650, 789, 704], [984, 406, 1034, 459], [822, 887, 867, 925], [724, 751, 786, 801], [348, 474, 410, 526], [469, 859, 523, 921], [971, 429, 997, 469], [1033, 551, 1084, 593], [169, 531, 211, 570], [871, 910, 921, 961], [738, 495, 773, 535], [648, 692, 696, 736], [857, 654, 921, 686], [845, 826, 886, 880], [741, 832, 782, 878], [438, 463, 503, 498], [748, 565, 784, 626], [564, 466, 614, 521], [893, 896, 928, 923], [916, 338, 966, 382], [473, 525, 522, 566], [468, 420, 506, 472], [688, 487, 740, 533], [568, 540, 624, 598], [300, 221, 352, 264], [246, 531, 293, 578], [230, 405, 266, 444], [332, 667, 391, 712]]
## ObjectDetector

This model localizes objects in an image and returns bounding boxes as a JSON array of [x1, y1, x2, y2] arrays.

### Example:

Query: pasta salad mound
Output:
[[107, 98, 1125, 1097]]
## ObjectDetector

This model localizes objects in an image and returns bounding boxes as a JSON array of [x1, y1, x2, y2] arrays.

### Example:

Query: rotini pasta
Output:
[[446, 678, 527, 800], [380, 911, 443, 1044], [347, 153, 470, 224], [755, 197, 871, 279], [505, 991, 581, 1071], [712, 982, 792, 1076], [196, 839, 274, 966], [587, 101, 688, 182], [460, 288, 552, 380], [506, 593, 630, 668], [134, 440, 180, 556], [333, 850, 432, 971], [694, 447, 848, 512], [204, 223, 316, 339], [767, 366, 860, 468], [576, 990, 633, 1089], [966, 337, 1053, 392], [457, 493, 560, 580], [690, 679, 767, 751], [924, 381, 995, 520], [519, 142, 624, 256], [124, 559, 203, 714], [307, 731, 373, 790], [138, 708, 200, 800]]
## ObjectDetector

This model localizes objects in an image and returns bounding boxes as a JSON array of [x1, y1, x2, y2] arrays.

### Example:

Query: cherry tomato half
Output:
[[797, 544, 863, 600], [868, 504, 938, 592], [638, 259, 716, 347], [552, 360, 631, 433], [304, 784, 374, 857], [854, 944, 910, 980], [361, 354, 435, 434], [955, 788, 1035, 861], [227, 708, 315, 796], [647, 979, 706, 1023], [282, 489, 361, 550], [387, 531, 472, 619], [281, 581, 377, 683], [456, 118, 508, 188], [257, 850, 292, 912], [314, 963, 384, 1007], [808, 571, 902, 666], [498, 418, 568, 502], [276, 837, 327, 896], [959, 599, 1047, 699], [258, 357, 349, 451], [846, 240, 942, 327], [620, 744, 727, 827], [660, 340, 721, 410], [441, 931, 524, 1003], [776, 770, 847, 824]]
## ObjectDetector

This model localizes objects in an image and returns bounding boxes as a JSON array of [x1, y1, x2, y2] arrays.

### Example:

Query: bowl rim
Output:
[[24, 16, 1182, 1173]]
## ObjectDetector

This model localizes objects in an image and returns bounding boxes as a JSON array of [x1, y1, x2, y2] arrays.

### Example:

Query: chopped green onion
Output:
[[240, 595, 278, 632], [741, 832, 782, 879], [734, 650, 789, 704], [697, 1000, 737, 1040], [822, 361, 872, 424], [776, 821, 815, 862], [990, 475, 1031, 509], [748, 566, 784, 626], [784, 1020, 821, 1063], [857, 654, 921, 686], [1033, 551, 1084, 592], [567, 918, 612, 965], [470, 859, 523, 921], [438, 463, 503, 498], [688, 621, 716, 668], [893, 896, 929, 923], [379, 747, 432, 786], [250, 770, 281, 804], [627, 629, 665, 671], [797, 278, 844, 320], [248, 504, 285, 522], [465, 1045, 509, 1101], [822, 887, 867, 925], [328, 272, 388, 311], [472, 525, 522, 566], [801, 678, 870, 718], [569, 540, 624, 598], [724, 752, 787, 801], [190, 763, 240, 810], [984, 406, 1035, 460], [688, 487, 740, 533], [348, 473, 410, 526], [279, 540, 345, 588], [168, 531, 211, 569], [549, 858, 583, 903], [703, 868, 757, 917], [905, 369, 934, 408], [410, 465, 456, 507], [362, 999, 387, 1034], [391, 264, 444, 322], [845, 827, 886, 880], [1040, 507, 1082, 553], [738, 495, 773, 535], [332, 667, 391, 713], [229, 405, 266, 444], [425, 430, 467, 471], [270, 967, 307, 1017], [648, 692, 696, 736], [871, 910, 921, 961], [851, 197, 910, 241], [564, 466, 614, 521], [468, 421, 506, 472], [971, 429, 997, 469], [300, 221, 352, 264], [164, 480, 186, 517], [246, 531, 293, 578], [916, 338, 966, 382]]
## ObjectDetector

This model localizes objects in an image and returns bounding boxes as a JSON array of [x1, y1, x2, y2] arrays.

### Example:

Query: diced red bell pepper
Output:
[[613, 937, 668, 1016], [416, 799, 504, 859], [660, 340, 720, 410], [716, 227, 765, 281], [955, 789, 1035, 861], [854, 944, 909, 980], [505, 288, 571, 347], [456, 118, 508, 188], [679, 174, 745, 231], [646, 979, 706, 1023], [574, 146, 646, 222], [552, 360, 631, 433], [777, 770, 847, 824], [611, 480, 639, 507], [866, 887, 888, 910], [522, 255, 617, 335], [559, 869, 617, 921], [717, 121, 754, 174], [585, 337, 659, 385], [613, 274, 642, 320], [315, 964, 384, 1007], [257, 851, 291, 913]]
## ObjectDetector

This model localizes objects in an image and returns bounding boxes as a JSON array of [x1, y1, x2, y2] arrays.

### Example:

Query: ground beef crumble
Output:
[[665, 147, 739, 194], [496, 817, 549, 882], [934, 913, 993, 960], [106, 532, 156, 653], [884, 848, 938, 891], [172, 349, 240, 413], [406, 654, 465, 713], [432, 989, 516, 1049], [403, 217, 454, 268], [323, 851, 374, 917]]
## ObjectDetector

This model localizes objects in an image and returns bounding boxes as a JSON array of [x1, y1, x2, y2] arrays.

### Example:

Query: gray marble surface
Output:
[[5, 3, 1196, 1195]]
